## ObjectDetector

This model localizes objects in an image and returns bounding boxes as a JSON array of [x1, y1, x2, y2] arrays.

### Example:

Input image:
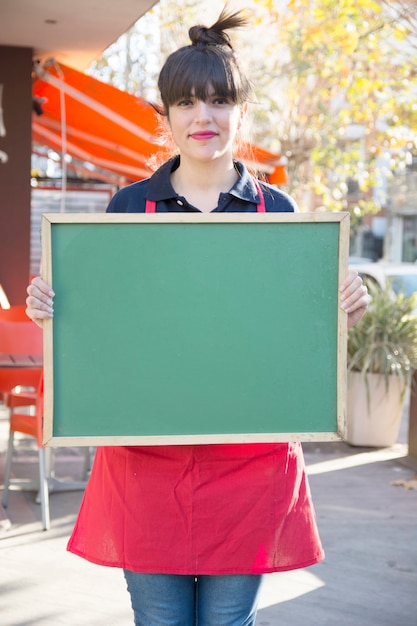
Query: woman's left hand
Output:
[[340, 269, 371, 328]]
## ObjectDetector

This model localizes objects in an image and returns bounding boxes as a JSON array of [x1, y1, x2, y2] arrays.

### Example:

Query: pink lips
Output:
[[190, 131, 217, 140]]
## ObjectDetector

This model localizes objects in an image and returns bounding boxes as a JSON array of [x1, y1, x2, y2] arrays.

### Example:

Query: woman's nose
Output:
[[194, 100, 212, 122]]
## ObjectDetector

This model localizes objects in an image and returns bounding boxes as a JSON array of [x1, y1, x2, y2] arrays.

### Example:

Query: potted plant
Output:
[[346, 280, 417, 447]]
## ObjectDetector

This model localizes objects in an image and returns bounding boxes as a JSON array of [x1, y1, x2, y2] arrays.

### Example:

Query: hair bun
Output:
[[188, 8, 248, 49], [189, 24, 230, 47]]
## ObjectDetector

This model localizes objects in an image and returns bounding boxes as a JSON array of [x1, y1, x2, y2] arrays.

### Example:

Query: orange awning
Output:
[[32, 61, 287, 186]]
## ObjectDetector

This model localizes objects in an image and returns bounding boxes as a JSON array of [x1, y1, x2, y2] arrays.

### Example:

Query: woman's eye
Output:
[[213, 97, 231, 105], [177, 99, 193, 107]]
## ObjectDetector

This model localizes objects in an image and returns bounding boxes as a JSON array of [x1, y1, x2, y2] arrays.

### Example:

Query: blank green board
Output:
[[42, 213, 349, 446]]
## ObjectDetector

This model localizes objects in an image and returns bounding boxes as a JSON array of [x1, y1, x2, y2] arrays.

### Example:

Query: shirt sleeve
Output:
[[261, 183, 299, 213], [106, 180, 149, 213]]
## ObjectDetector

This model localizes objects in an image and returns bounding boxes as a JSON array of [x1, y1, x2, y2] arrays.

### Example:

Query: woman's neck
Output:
[[170, 156, 239, 213]]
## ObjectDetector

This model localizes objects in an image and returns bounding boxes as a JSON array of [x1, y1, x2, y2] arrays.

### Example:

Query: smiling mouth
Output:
[[190, 132, 217, 140]]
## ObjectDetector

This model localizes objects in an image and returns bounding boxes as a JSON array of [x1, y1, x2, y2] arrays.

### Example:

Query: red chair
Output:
[[0, 320, 43, 401], [2, 377, 50, 530], [1, 320, 90, 529], [2, 376, 93, 530]]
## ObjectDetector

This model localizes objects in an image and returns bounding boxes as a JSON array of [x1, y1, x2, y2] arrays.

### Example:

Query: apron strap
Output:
[[145, 199, 156, 213], [253, 179, 266, 212], [145, 180, 266, 213]]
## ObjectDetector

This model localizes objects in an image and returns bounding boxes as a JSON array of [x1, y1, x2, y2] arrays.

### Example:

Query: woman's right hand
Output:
[[26, 276, 55, 328]]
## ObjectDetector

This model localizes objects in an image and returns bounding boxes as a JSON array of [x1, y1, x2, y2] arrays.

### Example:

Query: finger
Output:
[[29, 276, 54, 298], [339, 269, 358, 293], [340, 273, 363, 299], [26, 283, 54, 310], [341, 284, 369, 312], [26, 282, 54, 321], [347, 292, 372, 326], [26, 290, 53, 309]]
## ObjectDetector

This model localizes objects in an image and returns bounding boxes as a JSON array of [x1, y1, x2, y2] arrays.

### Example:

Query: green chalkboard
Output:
[[42, 212, 349, 446]]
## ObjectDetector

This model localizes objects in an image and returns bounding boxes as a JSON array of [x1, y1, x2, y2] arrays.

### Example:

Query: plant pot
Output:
[[346, 371, 407, 447]]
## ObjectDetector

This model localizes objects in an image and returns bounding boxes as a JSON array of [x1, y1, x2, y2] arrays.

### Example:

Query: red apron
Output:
[[67, 186, 324, 574]]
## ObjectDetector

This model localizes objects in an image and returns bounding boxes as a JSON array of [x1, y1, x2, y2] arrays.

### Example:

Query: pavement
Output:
[[0, 402, 416, 626]]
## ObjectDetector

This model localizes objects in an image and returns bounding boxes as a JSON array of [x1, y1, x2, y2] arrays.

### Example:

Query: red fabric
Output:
[[67, 443, 324, 574]]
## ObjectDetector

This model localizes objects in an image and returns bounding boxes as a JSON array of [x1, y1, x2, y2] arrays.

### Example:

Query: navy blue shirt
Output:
[[107, 157, 297, 214]]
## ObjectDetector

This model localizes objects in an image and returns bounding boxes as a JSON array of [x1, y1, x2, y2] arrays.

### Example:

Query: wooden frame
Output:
[[42, 212, 349, 446]]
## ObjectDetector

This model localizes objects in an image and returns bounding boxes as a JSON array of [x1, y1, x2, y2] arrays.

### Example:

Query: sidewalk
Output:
[[0, 403, 416, 626]]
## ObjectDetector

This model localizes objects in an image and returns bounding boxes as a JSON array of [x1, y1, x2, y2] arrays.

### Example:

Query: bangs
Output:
[[158, 46, 250, 111]]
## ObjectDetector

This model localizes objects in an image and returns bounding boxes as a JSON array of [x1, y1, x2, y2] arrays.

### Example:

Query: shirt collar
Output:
[[147, 156, 180, 201], [229, 161, 259, 204], [147, 156, 260, 205]]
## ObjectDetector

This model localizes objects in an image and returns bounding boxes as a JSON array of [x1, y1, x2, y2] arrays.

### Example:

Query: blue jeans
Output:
[[123, 571, 265, 626]]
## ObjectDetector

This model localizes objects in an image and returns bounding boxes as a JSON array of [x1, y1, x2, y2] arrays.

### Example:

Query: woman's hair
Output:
[[157, 8, 253, 115]]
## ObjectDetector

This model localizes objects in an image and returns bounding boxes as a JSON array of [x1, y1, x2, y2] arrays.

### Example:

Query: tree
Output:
[[88, 0, 223, 98], [380, 0, 417, 44], [88, 10, 160, 100], [88, 0, 417, 221], [244, 0, 417, 218]]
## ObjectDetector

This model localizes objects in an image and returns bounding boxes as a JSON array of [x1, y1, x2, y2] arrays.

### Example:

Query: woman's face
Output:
[[167, 85, 244, 165]]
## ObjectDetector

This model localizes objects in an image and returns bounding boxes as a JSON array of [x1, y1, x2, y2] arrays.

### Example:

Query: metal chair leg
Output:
[[1, 429, 50, 530], [1, 430, 14, 508], [38, 448, 50, 530]]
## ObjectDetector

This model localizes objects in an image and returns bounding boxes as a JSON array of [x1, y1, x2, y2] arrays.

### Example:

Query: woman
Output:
[[26, 9, 370, 626]]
